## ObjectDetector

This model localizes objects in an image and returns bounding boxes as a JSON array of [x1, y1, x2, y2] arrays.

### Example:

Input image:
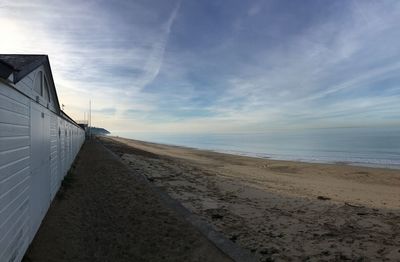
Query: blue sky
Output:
[[1, 0, 400, 132]]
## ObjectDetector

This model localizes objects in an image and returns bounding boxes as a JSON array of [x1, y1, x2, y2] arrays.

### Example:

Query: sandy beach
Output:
[[100, 136, 400, 261]]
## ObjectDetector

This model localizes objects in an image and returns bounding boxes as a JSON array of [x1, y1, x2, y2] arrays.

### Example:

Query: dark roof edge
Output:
[[61, 110, 85, 130], [13, 55, 48, 83], [0, 60, 14, 80], [43, 56, 61, 115]]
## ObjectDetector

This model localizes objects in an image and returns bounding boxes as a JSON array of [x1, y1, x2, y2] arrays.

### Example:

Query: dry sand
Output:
[[100, 136, 400, 261]]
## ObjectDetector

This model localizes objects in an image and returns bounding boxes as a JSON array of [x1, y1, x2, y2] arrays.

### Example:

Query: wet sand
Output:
[[100, 136, 400, 261]]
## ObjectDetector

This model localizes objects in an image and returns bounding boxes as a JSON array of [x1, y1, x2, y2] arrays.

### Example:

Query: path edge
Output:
[[97, 138, 257, 262]]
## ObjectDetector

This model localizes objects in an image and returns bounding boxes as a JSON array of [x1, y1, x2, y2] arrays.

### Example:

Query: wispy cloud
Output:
[[137, 0, 181, 91], [197, 0, 400, 129], [1, 0, 399, 133], [0, 0, 181, 122]]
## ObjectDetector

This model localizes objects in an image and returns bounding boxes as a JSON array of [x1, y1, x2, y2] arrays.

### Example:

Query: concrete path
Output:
[[23, 140, 231, 262]]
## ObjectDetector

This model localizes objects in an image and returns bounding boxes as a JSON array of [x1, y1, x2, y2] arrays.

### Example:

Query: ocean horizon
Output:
[[111, 126, 400, 170]]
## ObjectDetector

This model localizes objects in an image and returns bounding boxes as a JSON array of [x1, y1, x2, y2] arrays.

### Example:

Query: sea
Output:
[[112, 126, 400, 170]]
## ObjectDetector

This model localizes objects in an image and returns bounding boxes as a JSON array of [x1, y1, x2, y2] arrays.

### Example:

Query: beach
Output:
[[100, 136, 400, 261], [24, 140, 232, 262]]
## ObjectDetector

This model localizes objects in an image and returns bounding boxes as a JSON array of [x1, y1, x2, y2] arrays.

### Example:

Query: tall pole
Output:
[[89, 100, 91, 138]]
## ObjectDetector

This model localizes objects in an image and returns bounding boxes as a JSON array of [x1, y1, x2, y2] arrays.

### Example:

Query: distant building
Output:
[[76, 121, 89, 137], [0, 55, 85, 262]]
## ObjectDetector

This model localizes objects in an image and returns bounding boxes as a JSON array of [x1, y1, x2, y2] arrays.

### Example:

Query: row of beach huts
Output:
[[0, 55, 85, 262]]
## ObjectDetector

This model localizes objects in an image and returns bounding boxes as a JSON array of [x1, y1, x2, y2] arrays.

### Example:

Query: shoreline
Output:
[[112, 135, 400, 170], [107, 135, 400, 209], [99, 136, 400, 261], [212, 149, 400, 170]]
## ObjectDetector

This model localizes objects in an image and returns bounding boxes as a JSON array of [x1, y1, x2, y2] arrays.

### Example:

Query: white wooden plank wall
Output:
[[50, 114, 58, 200], [0, 84, 31, 262], [0, 82, 85, 262]]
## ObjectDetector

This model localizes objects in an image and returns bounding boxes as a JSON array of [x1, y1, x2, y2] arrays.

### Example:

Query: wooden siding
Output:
[[0, 83, 31, 262], [0, 82, 85, 262], [50, 114, 58, 200]]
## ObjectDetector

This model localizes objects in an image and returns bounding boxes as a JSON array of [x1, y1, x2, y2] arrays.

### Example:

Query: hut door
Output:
[[30, 103, 51, 236]]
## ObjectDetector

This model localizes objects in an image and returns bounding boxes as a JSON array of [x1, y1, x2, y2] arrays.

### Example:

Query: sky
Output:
[[1, 0, 400, 133]]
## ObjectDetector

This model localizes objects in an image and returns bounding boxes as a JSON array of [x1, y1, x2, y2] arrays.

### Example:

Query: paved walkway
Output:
[[23, 140, 231, 262]]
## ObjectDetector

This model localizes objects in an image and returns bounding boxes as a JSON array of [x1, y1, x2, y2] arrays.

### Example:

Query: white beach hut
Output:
[[0, 55, 85, 262]]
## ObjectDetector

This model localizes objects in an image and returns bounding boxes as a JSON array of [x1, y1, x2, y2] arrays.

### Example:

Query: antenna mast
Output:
[[89, 100, 91, 138]]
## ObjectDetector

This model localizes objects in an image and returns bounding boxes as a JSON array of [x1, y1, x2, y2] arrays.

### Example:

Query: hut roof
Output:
[[0, 54, 49, 83]]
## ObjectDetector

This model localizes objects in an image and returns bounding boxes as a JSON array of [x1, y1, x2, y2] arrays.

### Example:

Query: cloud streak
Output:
[[1, 0, 399, 133], [138, 0, 181, 91]]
